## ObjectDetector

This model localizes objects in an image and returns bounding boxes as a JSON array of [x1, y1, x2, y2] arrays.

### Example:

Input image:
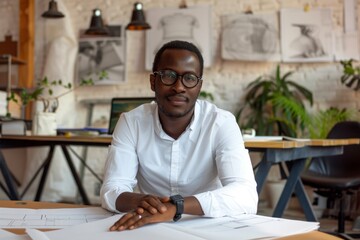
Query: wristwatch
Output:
[[170, 194, 184, 222]]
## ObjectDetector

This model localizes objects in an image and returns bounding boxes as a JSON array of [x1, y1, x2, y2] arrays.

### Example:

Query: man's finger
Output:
[[109, 212, 135, 231], [148, 197, 167, 213], [139, 200, 158, 214]]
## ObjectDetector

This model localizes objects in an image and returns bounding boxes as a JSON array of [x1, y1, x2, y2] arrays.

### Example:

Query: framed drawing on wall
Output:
[[221, 12, 281, 61], [145, 5, 212, 71], [77, 25, 126, 85], [280, 8, 334, 63]]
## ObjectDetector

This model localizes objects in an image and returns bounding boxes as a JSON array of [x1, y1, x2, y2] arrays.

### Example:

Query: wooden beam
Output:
[[18, 0, 35, 89], [18, 0, 35, 119]]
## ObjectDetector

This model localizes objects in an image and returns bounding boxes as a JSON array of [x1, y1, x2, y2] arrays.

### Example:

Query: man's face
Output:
[[150, 49, 202, 119]]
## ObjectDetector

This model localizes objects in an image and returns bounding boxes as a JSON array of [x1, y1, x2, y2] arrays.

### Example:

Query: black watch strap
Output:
[[170, 194, 184, 222]]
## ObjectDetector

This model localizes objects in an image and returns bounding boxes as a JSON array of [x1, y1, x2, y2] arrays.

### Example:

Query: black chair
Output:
[[302, 121, 360, 239]]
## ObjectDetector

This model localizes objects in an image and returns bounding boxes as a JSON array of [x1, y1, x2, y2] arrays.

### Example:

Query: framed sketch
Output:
[[145, 5, 212, 70], [77, 25, 126, 85], [280, 8, 334, 62], [221, 12, 281, 61], [108, 97, 155, 134]]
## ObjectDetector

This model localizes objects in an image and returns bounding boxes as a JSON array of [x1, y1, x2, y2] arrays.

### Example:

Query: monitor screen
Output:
[[108, 97, 155, 134]]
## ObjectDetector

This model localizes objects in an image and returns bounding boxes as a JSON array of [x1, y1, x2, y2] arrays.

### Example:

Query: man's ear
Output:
[[150, 74, 155, 92], [198, 80, 203, 92]]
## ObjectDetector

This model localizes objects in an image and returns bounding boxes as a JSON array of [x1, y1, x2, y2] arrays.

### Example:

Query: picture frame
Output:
[[145, 5, 212, 70], [221, 12, 281, 61], [280, 8, 334, 62], [77, 25, 126, 85]]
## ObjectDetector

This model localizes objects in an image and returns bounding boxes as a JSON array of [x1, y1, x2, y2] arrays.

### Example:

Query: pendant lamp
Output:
[[85, 8, 109, 35], [126, 2, 151, 30], [42, 0, 65, 18]]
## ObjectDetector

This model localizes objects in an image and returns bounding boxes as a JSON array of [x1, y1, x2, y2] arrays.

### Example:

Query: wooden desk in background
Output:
[[0, 200, 342, 239], [0, 136, 358, 222], [0, 135, 110, 204], [251, 138, 360, 222]]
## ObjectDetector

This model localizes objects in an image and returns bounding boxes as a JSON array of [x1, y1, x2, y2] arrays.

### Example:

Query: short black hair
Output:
[[152, 40, 204, 77]]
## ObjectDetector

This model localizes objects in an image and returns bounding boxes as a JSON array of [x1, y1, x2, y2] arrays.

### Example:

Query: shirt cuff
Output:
[[101, 189, 122, 213], [194, 192, 222, 217]]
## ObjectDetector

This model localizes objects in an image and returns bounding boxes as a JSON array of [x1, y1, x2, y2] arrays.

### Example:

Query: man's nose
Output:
[[172, 76, 186, 91]]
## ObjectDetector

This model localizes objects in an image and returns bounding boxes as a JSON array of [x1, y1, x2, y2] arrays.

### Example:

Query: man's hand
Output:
[[109, 202, 176, 231], [137, 195, 169, 214]]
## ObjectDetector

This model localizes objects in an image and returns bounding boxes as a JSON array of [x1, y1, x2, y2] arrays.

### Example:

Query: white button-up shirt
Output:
[[101, 100, 258, 217]]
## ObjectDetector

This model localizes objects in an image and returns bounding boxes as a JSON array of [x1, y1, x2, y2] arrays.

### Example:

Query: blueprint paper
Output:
[[0, 207, 113, 229]]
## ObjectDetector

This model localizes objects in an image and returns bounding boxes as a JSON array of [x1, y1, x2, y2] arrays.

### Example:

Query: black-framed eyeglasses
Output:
[[153, 70, 202, 88]]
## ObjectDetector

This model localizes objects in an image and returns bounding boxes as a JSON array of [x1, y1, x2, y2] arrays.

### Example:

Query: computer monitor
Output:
[[108, 97, 155, 134]]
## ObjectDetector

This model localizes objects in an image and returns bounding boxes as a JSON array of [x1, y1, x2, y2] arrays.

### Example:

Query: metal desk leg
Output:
[[273, 159, 306, 218], [0, 151, 19, 200], [255, 155, 273, 194], [294, 179, 317, 221], [35, 146, 55, 201], [61, 145, 90, 205]]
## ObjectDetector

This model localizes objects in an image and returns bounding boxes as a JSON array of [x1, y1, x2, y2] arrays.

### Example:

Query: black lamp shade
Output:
[[85, 9, 109, 35], [42, 0, 65, 18], [126, 2, 151, 30]]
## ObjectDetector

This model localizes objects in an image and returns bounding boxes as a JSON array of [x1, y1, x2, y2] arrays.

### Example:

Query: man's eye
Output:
[[165, 72, 177, 79], [184, 74, 197, 81]]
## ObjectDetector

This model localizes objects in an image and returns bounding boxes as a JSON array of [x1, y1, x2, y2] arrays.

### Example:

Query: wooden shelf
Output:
[[0, 55, 26, 65]]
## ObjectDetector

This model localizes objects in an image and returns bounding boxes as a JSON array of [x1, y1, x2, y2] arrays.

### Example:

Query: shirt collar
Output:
[[154, 100, 201, 141]]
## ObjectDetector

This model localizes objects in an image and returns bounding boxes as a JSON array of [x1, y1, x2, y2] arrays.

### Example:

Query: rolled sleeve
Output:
[[100, 114, 139, 212], [194, 115, 258, 217]]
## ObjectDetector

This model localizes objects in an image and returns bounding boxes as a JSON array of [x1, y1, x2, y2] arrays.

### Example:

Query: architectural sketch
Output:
[[77, 25, 126, 85], [221, 13, 280, 61], [281, 8, 333, 62], [0, 208, 114, 229], [146, 6, 212, 70]]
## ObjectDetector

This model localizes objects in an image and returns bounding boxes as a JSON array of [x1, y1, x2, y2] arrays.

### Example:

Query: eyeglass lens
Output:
[[157, 70, 199, 88]]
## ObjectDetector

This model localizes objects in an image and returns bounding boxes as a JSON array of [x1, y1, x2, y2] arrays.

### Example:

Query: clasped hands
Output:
[[110, 195, 176, 231]]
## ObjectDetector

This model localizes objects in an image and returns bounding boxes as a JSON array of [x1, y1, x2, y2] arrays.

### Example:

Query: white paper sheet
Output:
[[334, 31, 360, 61], [169, 214, 319, 240], [344, 0, 357, 32], [0, 229, 16, 238], [0, 207, 113, 229], [25, 229, 50, 240], [0, 235, 30, 240], [14, 214, 318, 240], [0, 209, 319, 240], [44, 215, 203, 240]]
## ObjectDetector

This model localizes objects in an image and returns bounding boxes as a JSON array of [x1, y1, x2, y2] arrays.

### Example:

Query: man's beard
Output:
[[157, 95, 195, 118]]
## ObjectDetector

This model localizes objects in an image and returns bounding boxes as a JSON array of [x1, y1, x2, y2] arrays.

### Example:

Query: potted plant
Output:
[[7, 77, 93, 135], [237, 65, 313, 137], [7, 77, 93, 115], [340, 59, 360, 91], [308, 107, 358, 139]]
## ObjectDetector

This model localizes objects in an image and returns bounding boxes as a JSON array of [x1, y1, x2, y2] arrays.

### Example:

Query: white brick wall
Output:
[[1, 0, 358, 119], [1, 0, 360, 202]]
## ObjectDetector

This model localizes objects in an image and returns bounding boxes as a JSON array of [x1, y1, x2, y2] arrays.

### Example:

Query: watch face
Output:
[[171, 194, 184, 202]]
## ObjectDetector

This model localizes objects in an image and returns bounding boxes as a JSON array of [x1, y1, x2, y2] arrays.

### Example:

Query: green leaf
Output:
[[237, 65, 313, 136]]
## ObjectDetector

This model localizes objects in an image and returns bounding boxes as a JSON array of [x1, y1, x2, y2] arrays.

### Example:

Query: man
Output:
[[101, 40, 258, 231]]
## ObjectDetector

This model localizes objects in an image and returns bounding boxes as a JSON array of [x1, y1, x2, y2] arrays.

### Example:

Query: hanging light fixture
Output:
[[42, 0, 65, 18], [85, 8, 109, 35], [126, 2, 151, 30]]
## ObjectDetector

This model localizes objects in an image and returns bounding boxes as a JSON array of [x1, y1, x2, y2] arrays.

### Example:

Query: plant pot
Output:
[[32, 112, 57, 136], [266, 179, 286, 208]]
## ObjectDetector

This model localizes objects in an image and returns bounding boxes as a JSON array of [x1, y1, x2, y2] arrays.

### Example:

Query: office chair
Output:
[[301, 121, 360, 239]]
